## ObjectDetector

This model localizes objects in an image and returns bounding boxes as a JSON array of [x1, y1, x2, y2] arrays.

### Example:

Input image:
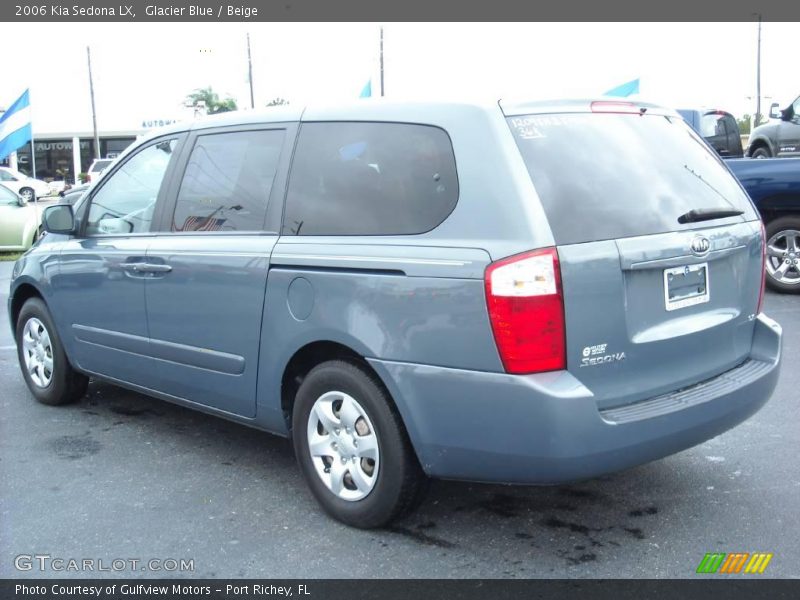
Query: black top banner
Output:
[[2, 0, 800, 22], [2, 579, 800, 600]]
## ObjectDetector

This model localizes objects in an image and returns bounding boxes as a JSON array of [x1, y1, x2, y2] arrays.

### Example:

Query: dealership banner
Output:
[[2, 0, 800, 21], [2, 579, 799, 600]]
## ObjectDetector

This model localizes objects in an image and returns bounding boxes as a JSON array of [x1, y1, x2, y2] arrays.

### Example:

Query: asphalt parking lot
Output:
[[0, 260, 798, 579]]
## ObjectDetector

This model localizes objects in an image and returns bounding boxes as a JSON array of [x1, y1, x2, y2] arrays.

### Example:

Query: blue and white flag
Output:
[[359, 80, 372, 98], [603, 78, 640, 98], [0, 89, 32, 161]]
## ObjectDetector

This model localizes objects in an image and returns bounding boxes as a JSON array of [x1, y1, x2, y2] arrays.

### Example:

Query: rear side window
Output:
[[723, 115, 739, 136], [283, 122, 458, 236], [508, 113, 757, 245], [173, 129, 284, 232]]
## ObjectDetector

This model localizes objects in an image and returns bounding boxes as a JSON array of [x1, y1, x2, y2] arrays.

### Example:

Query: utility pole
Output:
[[87, 46, 100, 161], [247, 33, 255, 109], [755, 13, 762, 127], [379, 26, 385, 97]]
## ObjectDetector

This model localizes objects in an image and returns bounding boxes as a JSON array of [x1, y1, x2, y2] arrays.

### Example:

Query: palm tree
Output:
[[186, 87, 238, 114]]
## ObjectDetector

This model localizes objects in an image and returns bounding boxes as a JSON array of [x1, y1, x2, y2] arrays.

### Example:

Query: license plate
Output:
[[664, 263, 709, 311]]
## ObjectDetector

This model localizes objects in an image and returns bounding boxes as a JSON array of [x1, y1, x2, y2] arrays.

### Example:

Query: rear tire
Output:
[[764, 216, 800, 294], [292, 360, 427, 528], [16, 297, 89, 405], [751, 146, 771, 159]]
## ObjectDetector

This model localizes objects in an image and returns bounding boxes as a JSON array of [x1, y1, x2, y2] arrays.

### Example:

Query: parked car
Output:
[[0, 166, 51, 202], [727, 157, 800, 293], [9, 99, 781, 528], [86, 158, 114, 183], [677, 108, 744, 158], [747, 94, 800, 158], [0, 184, 43, 251], [58, 183, 90, 205]]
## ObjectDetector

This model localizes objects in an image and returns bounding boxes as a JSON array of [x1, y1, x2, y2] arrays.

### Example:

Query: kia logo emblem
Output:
[[690, 236, 711, 256]]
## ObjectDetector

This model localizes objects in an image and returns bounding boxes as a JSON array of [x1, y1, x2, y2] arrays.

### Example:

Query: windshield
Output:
[[507, 112, 757, 245]]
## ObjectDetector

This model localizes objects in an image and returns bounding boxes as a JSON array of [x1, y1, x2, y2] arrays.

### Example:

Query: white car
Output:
[[0, 167, 50, 202], [87, 158, 114, 183]]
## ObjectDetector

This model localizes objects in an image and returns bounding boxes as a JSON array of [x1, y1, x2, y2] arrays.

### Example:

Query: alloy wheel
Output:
[[766, 229, 800, 286]]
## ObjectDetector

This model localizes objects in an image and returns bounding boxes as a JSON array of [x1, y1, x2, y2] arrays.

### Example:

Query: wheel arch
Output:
[[279, 338, 428, 476], [9, 282, 45, 332], [747, 136, 774, 157], [757, 197, 800, 225], [281, 340, 384, 433]]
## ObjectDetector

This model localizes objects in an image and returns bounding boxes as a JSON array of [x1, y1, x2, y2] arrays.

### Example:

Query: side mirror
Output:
[[17, 194, 27, 207], [769, 103, 781, 120], [43, 204, 76, 235]]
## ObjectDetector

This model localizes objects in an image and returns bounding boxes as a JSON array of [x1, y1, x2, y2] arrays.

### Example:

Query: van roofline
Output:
[[136, 98, 682, 140]]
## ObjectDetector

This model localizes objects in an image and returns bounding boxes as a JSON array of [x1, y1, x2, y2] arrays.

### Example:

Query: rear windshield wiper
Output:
[[677, 208, 744, 224]]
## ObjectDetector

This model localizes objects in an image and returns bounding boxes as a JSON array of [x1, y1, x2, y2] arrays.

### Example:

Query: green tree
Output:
[[737, 114, 752, 135], [267, 97, 289, 107], [736, 113, 767, 135], [186, 87, 238, 114]]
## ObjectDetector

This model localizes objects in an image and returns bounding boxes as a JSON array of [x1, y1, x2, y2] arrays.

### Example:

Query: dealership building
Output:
[[2, 116, 184, 184]]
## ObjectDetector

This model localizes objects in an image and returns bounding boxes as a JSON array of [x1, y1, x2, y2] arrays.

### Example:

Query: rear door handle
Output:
[[120, 263, 143, 272], [121, 263, 172, 273], [138, 263, 172, 273]]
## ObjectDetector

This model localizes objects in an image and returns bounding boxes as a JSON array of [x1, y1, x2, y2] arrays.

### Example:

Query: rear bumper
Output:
[[368, 314, 782, 484]]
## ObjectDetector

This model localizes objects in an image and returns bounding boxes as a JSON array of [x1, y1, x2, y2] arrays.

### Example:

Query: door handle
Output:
[[120, 263, 143, 272], [139, 263, 172, 273], [120, 263, 172, 273]]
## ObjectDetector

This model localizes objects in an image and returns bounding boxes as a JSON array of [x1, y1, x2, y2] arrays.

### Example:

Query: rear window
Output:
[[700, 113, 728, 138], [282, 122, 458, 236], [508, 113, 757, 245]]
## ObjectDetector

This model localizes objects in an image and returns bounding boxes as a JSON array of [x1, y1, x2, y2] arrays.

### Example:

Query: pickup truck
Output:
[[677, 108, 744, 158], [728, 157, 800, 293], [746, 94, 800, 158]]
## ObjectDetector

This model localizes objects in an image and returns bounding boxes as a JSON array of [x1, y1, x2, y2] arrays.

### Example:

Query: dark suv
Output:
[[9, 99, 782, 528]]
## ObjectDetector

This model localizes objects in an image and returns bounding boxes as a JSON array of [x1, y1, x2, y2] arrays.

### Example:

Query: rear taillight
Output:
[[484, 248, 566, 374], [757, 222, 766, 314]]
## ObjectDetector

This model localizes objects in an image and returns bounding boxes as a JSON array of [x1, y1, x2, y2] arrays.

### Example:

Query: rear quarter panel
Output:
[[255, 243, 500, 434]]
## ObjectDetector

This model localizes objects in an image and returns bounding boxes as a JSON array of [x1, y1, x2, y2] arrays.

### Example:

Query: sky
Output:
[[1, 22, 797, 135]]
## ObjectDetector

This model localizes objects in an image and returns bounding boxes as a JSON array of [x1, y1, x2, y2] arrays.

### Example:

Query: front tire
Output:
[[16, 298, 89, 405], [751, 146, 771, 159], [292, 360, 427, 528], [764, 216, 800, 294]]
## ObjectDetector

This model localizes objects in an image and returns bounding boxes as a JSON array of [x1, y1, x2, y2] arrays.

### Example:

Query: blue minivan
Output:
[[9, 99, 782, 527]]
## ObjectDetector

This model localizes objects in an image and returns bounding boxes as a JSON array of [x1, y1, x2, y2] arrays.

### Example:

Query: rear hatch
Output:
[[504, 102, 763, 409]]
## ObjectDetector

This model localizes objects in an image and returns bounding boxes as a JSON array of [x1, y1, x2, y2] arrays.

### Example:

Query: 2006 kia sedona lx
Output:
[[9, 99, 782, 527]]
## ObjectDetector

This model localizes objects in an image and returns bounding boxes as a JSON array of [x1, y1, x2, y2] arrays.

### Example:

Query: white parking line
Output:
[[0, 345, 17, 351]]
